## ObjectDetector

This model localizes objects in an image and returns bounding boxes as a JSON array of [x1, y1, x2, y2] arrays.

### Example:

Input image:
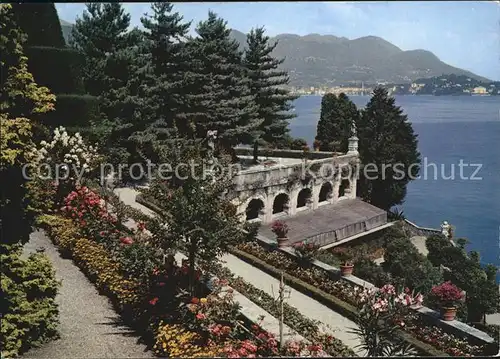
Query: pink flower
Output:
[[196, 312, 206, 320], [149, 297, 159, 305], [120, 237, 134, 245]]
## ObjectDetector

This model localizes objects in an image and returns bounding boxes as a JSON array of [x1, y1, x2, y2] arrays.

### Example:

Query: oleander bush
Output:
[[1, 245, 59, 358]]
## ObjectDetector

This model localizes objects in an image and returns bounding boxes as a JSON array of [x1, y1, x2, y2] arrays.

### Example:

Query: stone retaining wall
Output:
[[402, 219, 442, 237]]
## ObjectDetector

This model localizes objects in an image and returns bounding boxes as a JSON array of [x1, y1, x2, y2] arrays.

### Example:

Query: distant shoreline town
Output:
[[288, 74, 500, 96]]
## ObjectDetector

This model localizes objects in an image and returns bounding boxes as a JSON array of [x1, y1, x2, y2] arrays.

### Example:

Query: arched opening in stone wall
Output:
[[319, 182, 333, 202], [338, 179, 350, 198], [246, 198, 265, 220], [273, 193, 289, 215], [296, 188, 312, 209]]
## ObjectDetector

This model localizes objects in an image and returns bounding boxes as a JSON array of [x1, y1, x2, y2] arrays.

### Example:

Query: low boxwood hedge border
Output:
[[229, 246, 449, 357]]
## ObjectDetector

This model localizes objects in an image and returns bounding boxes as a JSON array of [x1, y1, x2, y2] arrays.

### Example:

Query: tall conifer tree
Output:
[[70, 3, 143, 164], [315, 92, 359, 152], [186, 11, 260, 155], [243, 27, 297, 148], [357, 87, 421, 210], [133, 2, 192, 159]]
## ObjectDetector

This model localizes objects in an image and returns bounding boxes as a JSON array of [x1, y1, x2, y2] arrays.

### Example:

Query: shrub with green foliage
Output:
[[383, 236, 443, 295], [353, 257, 391, 287], [1, 245, 59, 358]]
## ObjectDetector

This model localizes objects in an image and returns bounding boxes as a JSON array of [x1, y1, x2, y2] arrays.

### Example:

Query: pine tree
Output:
[[70, 4, 144, 165], [357, 87, 421, 210], [70, 3, 132, 97], [243, 27, 297, 148], [315, 92, 359, 152], [186, 11, 259, 155], [133, 2, 192, 160]]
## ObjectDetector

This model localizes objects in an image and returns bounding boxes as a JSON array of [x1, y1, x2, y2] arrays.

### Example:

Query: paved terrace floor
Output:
[[259, 198, 387, 245]]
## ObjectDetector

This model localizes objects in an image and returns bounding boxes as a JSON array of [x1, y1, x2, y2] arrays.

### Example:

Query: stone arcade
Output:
[[230, 133, 388, 247]]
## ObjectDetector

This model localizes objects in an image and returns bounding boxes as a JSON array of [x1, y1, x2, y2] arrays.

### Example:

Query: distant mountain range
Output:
[[229, 30, 490, 86], [58, 19, 489, 87]]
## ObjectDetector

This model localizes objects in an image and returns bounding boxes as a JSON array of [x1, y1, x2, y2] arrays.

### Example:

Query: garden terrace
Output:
[[134, 188, 496, 356], [258, 198, 388, 246], [236, 234, 497, 356]]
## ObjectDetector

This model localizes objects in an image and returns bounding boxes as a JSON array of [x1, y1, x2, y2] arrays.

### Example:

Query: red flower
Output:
[[120, 237, 134, 245], [191, 297, 200, 304], [196, 312, 206, 320], [137, 222, 146, 231], [149, 297, 159, 305]]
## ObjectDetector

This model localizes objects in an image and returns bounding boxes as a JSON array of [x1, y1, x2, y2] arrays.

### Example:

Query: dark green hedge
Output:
[[43, 94, 100, 129], [11, 3, 66, 48], [25, 46, 85, 94]]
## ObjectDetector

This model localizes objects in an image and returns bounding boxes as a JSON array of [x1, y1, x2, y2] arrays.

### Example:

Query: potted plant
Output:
[[431, 281, 464, 321], [293, 241, 320, 262], [271, 220, 289, 248], [335, 247, 355, 276], [313, 140, 321, 152]]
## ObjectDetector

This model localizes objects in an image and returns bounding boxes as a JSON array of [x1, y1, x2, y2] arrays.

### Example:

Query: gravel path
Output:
[[21, 231, 152, 358]]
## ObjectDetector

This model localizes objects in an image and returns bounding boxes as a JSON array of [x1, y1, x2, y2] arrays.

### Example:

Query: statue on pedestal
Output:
[[441, 221, 451, 239], [351, 121, 357, 137]]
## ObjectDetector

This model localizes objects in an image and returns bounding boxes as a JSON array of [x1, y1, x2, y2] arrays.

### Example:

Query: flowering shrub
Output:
[[61, 186, 117, 237], [32, 127, 99, 178], [349, 284, 423, 356], [30, 126, 100, 203], [293, 241, 320, 262], [271, 220, 289, 238], [431, 281, 464, 307], [181, 278, 243, 343]]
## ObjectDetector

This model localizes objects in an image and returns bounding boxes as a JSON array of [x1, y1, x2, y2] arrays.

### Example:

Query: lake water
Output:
[[289, 95, 500, 276]]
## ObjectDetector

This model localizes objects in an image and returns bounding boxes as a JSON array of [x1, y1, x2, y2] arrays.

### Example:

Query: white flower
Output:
[[40, 140, 47, 146]]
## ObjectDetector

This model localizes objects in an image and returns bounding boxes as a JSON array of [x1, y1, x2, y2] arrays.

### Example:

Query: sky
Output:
[[56, 1, 500, 81]]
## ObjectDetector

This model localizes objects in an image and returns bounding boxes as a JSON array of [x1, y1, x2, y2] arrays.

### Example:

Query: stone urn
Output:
[[340, 263, 354, 276], [277, 237, 289, 248], [441, 306, 457, 321]]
